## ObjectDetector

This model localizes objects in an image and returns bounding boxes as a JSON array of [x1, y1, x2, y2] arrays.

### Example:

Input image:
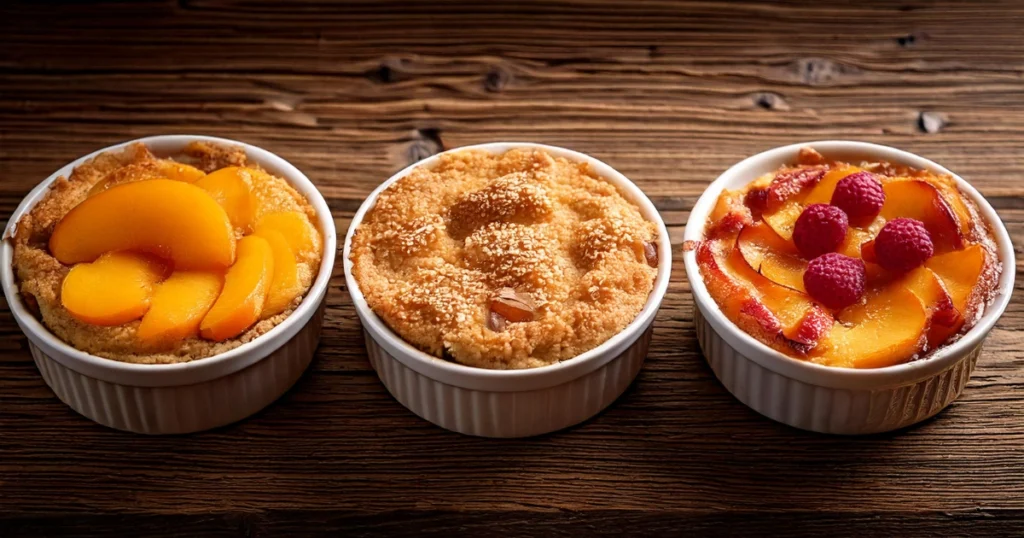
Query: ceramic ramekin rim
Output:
[[683, 140, 1016, 390], [0, 134, 337, 388], [343, 142, 671, 393]]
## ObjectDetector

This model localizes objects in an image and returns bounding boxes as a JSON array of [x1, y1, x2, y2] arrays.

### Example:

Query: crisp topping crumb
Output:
[[351, 148, 658, 369]]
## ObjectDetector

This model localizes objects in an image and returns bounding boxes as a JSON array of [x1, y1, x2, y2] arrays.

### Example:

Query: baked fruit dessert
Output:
[[350, 148, 659, 370], [696, 146, 1001, 368], [11, 141, 323, 364]]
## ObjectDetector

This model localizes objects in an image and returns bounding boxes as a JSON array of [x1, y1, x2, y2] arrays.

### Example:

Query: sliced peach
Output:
[[88, 160, 205, 197], [698, 233, 833, 353], [155, 160, 206, 183], [50, 179, 236, 270], [762, 199, 803, 241], [707, 189, 752, 237], [900, 266, 963, 349], [880, 180, 963, 253], [200, 235, 275, 341], [137, 271, 224, 346], [765, 167, 826, 210], [818, 287, 928, 368], [930, 177, 973, 238], [926, 244, 986, 313], [804, 165, 862, 206], [61, 252, 169, 326], [258, 229, 303, 318], [195, 166, 260, 234], [254, 211, 321, 262], [737, 222, 806, 292]]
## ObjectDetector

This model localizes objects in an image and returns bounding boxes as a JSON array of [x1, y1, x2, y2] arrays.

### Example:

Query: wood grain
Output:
[[1, 1, 1023, 536]]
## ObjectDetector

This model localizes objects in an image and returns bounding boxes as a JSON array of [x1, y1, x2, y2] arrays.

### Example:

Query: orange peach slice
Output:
[[254, 211, 321, 262], [926, 244, 986, 313], [50, 179, 236, 270], [900, 266, 963, 349], [258, 229, 303, 318], [804, 165, 862, 206], [818, 286, 928, 368], [762, 199, 803, 241], [880, 180, 963, 253], [61, 252, 169, 326], [199, 235, 275, 341], [138, 271, 224, 346], [88, 160, 205, 197], [738, 222, 806, 292], [196, 167, 260, 234]]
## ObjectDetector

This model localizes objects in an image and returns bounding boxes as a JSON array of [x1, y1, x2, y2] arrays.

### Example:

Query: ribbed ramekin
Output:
[[684, 141, 1015, 434], [344, 142, 671, 438], [1, 135, 337, 434]]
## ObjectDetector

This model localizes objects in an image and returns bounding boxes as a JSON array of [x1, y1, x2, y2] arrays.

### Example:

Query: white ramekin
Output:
[[684, 141, 1015, 435], [1, 135, 337, 434], [344, 142, 671, 438]]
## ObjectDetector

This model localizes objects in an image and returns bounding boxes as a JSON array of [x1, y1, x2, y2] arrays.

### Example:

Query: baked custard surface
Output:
[[11, 142, 321, 364], [351, 148, 659, 370]]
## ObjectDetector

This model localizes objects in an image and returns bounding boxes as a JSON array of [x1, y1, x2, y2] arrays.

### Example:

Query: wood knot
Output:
[[367, 58, 407, 84], [406, 128, 444, 164], [918, 111, 948, 134], [752, 92, 789, 111], [484, 67, 510, 93], [793, 58, 856, 86], [897, 32, 927, 47]]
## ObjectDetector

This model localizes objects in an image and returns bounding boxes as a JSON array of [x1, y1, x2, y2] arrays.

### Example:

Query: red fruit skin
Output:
[[874, 218, 934, 273], [793, 204, 849, 259], [741, 299, 782, 334], [767, 167, 826, 210], [831, 171, 886, 221], [744, 187, 769, 217], [803, 253, 867, 310]]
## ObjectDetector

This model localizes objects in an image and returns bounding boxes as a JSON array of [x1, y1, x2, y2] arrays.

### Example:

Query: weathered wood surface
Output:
[[1, 1, 1022, 536]]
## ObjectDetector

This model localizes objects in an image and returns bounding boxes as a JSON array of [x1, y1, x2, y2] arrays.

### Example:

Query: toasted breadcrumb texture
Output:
[[11, 142, 322, 364], [351, 148, 658, 370]]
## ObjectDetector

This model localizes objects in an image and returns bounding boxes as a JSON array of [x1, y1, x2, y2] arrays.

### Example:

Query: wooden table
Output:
[[2, 1, 1022, 535]]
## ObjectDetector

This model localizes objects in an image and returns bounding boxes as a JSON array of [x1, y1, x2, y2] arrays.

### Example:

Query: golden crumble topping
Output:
[[350, 148, 659, 370]]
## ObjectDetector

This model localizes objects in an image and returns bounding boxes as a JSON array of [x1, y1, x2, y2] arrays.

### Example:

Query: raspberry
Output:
[[874, 218, 934, 272], [803, 253, 866, 310], [744, 187, 769, 216], [831, 171, 885, 221], [793, 203, 848, 259]]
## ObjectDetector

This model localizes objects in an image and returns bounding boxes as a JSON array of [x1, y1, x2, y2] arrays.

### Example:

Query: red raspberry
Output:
[[793, 203, 848, 259], [831, 171, 885, 221], [803, 253, 866, 310], [744, 187, 769, 217], [874, 218, 934, 272]]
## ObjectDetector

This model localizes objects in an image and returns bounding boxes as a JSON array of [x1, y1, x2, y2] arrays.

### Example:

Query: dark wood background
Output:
[[1, 1, 1022, 536]]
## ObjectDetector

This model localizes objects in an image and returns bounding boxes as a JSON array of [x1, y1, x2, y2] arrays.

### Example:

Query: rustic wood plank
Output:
[[1, 0, 1023, 536]]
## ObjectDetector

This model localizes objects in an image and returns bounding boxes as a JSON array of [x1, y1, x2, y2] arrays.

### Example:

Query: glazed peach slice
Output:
[[61, 252, 169, 326], [737, 222, 806, 292], [87, 160, 206, 197], [254, 211, 321, 262], [803, 165, 862, 206], [200, 235, 275, 341], [926, 244, 986, 314], [880, 179, 963, 253], [196, 166, 260, 234], [50, 179, 236, 270], [258, 230, 303, 318], [816, 286, 928, 369], [900, 266, 962, 349], [137, 271, 224, 346], [705, 230, 833, 352]]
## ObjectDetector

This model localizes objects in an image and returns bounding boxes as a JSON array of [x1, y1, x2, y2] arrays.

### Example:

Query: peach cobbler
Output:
[[11, 142, 322, 364], [697, 147, 1000, 368], [350, 149, 659, 370]]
